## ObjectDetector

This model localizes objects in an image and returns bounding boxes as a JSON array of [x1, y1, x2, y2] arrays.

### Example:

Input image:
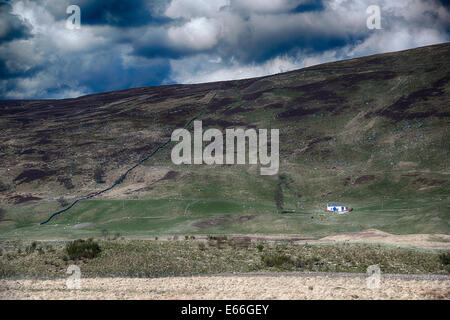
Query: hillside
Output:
[[0, 43, 449, 239]]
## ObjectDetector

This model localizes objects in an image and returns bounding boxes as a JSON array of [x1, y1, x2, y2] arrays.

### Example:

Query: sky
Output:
[[0, 0, 449, 99]]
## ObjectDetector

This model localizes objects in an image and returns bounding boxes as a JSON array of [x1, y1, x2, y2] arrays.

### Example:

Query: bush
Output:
[[57, 197, 69, 207], [26, 241, 37, 254], [261, 253, 293, 268], [214, 235, 227, 249], [66, 239, 101, 260], [58, 177, 74, 190], [93, 167, 105, 183], [439, 252, 450, 265], [0, 181, 9, 192], [257, 244, 264, 252]]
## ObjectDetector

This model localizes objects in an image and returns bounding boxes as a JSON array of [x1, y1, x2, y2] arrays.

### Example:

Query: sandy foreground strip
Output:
[[1, 274, 449, 300]]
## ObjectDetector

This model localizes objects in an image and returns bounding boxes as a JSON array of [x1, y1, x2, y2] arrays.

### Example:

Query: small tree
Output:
[[58, 177, 74, 190], [275, 183, 283, 213], [93, 167, 105, 183], [57, 197, 69, 207], [0, 181, 9, 192]]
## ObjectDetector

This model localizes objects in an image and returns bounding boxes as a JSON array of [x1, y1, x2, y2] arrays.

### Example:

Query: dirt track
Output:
[[1, 273, 449, 300]]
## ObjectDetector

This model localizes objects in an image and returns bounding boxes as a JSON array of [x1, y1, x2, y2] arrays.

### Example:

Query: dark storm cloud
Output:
[[438, 0, 450, 8], [70, 0, 172, 27], [41, 0, 172, 27], [0, 0, 450, 99], [292, 0, 325, 13], [0, 1, 32, 44]]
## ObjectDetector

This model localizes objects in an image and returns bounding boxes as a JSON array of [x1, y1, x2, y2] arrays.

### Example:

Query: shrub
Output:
[[93, 167, 105, 183], [26, 241, 37, 254], [213, 235, 227, 249], [261, 253, 293, 268], [198, 242, 206, 251], [57, 197, 69, 207], [257, 244, 264, 252], [58, 177, 74, 190], [439, 252, 450, 265], [275, 183, 283, 212], [66, 239, 101, 260], [0, 181, 9, 192]]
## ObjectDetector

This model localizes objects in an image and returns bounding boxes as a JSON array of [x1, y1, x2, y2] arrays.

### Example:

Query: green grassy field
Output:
[[1, 185, 448, 239]]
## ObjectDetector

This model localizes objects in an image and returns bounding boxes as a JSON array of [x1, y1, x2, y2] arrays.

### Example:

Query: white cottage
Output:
[[326, 202, 352, 213]]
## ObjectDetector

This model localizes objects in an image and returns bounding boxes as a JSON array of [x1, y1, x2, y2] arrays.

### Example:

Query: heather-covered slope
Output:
[[0, 43, 449, 238]]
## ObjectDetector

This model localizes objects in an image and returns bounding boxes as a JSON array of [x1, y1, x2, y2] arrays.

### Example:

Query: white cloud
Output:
[[168, 17, 220, 50], [230, 0, 302, 13], [170, 54, 302, 84], [165, 0, 229, 19], [1, 0, 450, 99]]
